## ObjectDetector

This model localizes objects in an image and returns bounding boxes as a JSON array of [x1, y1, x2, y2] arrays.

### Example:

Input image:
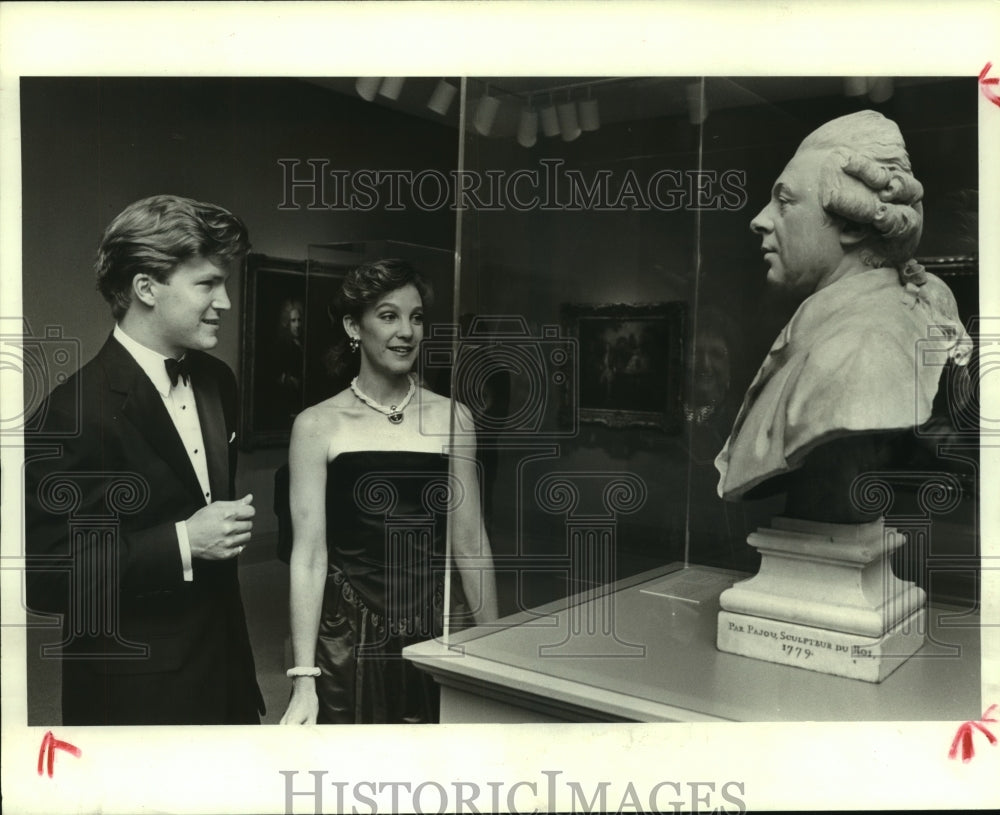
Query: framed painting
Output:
[[239, 253, 351, 449], [562, 301, 686, 432]]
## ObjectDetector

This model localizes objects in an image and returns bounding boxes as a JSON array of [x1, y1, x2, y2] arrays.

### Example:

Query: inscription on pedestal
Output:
[[724, 618, 847, 660], [718, 610, 925, 683]]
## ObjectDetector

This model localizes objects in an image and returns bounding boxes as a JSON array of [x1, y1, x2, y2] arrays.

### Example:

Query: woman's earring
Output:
[[349, 337, 360, 353]]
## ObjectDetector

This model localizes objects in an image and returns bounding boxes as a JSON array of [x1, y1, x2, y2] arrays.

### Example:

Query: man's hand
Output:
[[186, 494, 255, 560]]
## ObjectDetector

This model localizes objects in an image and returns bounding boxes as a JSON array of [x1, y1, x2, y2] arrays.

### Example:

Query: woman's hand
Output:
[[279, 677, 320, 725]]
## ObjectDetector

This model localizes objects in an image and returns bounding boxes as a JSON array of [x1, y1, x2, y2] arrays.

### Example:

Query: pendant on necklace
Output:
[[350, 375, 415, 424]]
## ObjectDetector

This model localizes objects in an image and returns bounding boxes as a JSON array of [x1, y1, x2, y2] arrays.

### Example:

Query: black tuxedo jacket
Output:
[[25, 334, 264, 725]]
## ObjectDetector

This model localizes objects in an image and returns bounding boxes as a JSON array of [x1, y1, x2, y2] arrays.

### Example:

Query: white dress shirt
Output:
[[114, 324, 212, 581]]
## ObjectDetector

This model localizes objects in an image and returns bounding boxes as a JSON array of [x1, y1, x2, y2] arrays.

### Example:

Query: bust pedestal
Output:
[[716, 517, 925, 683]]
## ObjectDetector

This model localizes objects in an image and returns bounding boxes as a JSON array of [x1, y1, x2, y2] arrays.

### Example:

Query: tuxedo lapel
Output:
[[190, 357, 229, 502], [101, 337, 204, 502]]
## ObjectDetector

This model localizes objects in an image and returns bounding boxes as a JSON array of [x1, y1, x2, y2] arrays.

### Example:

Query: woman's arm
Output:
[[449, 404, 498, 625], [279, 408, 331, 725]]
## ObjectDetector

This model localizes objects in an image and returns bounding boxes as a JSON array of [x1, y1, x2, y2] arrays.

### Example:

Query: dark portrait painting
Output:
[[242, 255, 309, 446], [565, 301, 685, 431]]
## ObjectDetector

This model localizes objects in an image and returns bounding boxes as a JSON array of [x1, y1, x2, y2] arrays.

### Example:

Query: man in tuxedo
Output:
[[25, 194, 264, 725]]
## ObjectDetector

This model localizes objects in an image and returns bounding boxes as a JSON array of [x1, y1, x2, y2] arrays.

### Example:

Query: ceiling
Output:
[[303, 76, 950, 138]]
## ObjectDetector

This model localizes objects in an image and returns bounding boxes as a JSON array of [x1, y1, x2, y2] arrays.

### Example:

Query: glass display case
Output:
[[415, 74, 981, 720]]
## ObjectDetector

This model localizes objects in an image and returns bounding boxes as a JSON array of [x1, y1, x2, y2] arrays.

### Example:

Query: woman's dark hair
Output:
[[335, 258, 434, 321]]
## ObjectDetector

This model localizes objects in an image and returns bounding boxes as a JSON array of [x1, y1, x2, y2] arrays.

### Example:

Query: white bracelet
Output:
[[286, 666, 321, 678]]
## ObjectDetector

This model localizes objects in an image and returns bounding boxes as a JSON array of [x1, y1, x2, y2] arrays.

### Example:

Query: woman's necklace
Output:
[[350, 375, 416, 424]]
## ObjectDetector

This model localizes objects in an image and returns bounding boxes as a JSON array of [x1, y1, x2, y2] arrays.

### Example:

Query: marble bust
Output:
[[715, 111, 971, 522]]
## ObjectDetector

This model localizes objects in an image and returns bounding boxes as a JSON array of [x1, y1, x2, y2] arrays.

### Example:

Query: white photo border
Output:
[[2, 2, 998, 813]]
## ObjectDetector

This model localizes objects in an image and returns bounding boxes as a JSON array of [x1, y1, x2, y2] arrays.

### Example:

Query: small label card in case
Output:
[[639, 567, 742, 605]]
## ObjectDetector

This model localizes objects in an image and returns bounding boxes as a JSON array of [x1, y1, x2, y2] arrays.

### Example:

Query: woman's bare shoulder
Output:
[[415, 386, 451, 408], [292, 390, 354, 437]]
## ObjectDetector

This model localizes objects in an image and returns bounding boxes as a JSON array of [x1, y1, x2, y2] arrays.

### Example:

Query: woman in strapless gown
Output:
[[280, 259, 498, 725]]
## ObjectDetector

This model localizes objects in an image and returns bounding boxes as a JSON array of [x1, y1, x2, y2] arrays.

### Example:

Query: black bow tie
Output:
[[165, 356, 191, 388]]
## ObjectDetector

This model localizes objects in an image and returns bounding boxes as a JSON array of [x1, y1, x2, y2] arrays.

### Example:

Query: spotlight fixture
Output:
[[579, 96, 600, 132], [355, 77, 382, 102], [843, 77, 870, 97], [867, 77, 894, 103], [517, 105, 538, 148], [378, 77, 405, 101], [540, 100, 560, 137], [474, 87, 501, 136], [427, 79, 457, 115], [557, 100, 581, 142]]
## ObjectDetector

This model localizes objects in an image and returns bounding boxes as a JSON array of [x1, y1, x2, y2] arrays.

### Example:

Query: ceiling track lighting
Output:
[[355, 77, 382, 102], [474, 85, 501, 136], [843, 77, 870, 97], [842, 76, 894, 103], [427, 79, 457, 115], [579, 95, 600, 132], [355, 77, 609, 147], [540, 95, 560, 138], [378, 77, 405, 101], [867, 77, 894, 103], [517, 94, 538, 148], [557, 99, 581, 142]]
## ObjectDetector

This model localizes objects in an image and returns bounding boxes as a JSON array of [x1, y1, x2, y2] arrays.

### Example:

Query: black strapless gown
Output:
[[315, 451, 466, 724]]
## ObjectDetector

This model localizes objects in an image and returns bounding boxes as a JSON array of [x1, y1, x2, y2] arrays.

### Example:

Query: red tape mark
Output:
[[980, 63, 1000, 108], [949, 704, 998, 763], [36, 731, 82, 778]]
